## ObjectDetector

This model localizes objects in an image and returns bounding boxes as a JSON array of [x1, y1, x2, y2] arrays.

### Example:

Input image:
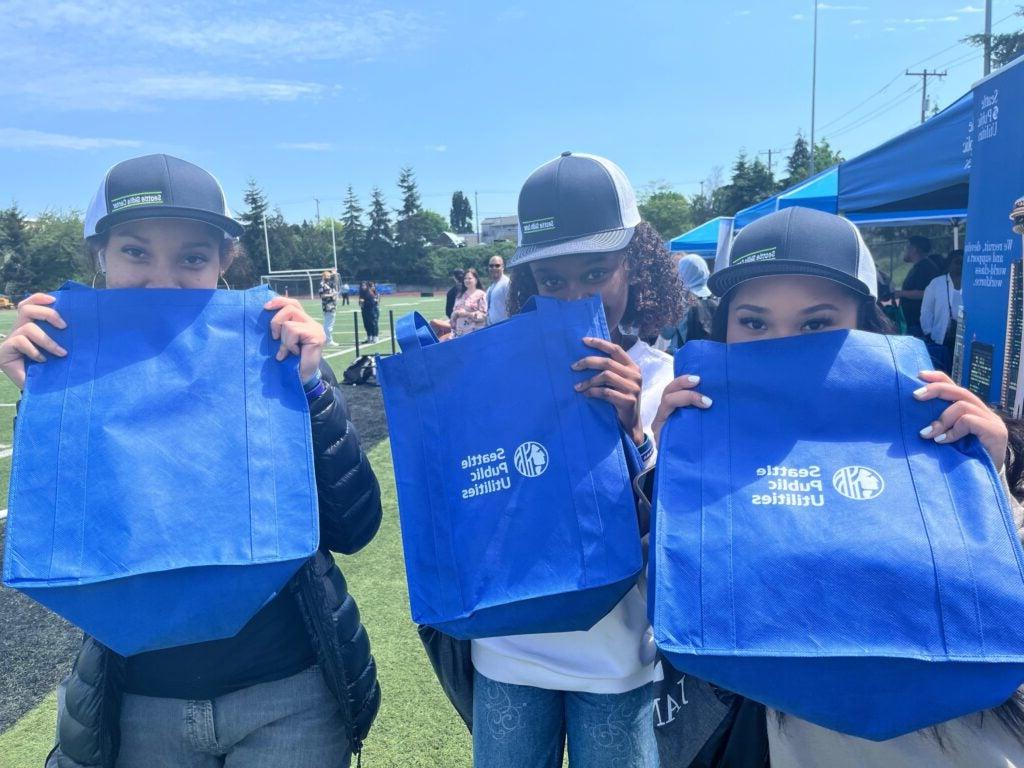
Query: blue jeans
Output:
[[323, 310, 336, 342], [473, 670, 658, 768], [115, 666, 351, 768]]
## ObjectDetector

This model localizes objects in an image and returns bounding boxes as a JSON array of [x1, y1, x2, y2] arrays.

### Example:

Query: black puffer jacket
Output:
[[46, 365, 383, 768]]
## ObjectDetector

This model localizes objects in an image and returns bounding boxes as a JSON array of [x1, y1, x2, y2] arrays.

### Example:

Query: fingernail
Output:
[[935, 433, 948, 443], [913, 386, 928, 398], [688, 375, 700, 384], [701, 395, 713, 407], [574, 382, 583, 391], [919, 425, 933, 437], [570, 362, 581, 370]]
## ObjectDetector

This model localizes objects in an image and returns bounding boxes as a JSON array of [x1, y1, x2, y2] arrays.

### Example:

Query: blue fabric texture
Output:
[[3, 283, 319, 657], [651, 330, 1024, 741], [377, 295, 642, 639]]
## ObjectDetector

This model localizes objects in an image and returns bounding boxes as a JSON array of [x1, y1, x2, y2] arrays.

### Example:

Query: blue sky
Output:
[[0, 0, 1016, 225]]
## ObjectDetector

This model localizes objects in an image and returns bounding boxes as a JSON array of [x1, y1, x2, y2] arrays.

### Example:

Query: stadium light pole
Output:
[[331, 218, 339, 273], [262, 213, 271, 274], [984, 0, 993, 76], [810, 0, 819, 177]]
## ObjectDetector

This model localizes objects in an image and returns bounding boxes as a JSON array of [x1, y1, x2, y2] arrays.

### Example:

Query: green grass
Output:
[[0, 693, 57, 767]]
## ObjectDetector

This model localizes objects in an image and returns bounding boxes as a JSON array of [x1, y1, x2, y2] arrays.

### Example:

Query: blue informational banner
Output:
[[961, 57, 1024, 416]]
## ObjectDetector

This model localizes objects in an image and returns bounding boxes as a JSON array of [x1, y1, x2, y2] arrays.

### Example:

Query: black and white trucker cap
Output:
[[84, 154, 243, 240], [708, 207, 878, 299], [509, 152, 641, 268]]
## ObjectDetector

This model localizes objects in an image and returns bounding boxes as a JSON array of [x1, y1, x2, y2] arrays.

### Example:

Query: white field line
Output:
[[0, 448, 10, 459], [0, 403, 15, 407], [0, 509, 6, 522], [323, 336, 395, 359]]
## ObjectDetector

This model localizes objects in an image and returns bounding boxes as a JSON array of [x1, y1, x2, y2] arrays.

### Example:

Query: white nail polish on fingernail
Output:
[[913, 386, 928, 397], [935, 433, 948, 443], [919, 425, 933, 437], [701, 395, 713, 407], [688, 375, 700, 384]]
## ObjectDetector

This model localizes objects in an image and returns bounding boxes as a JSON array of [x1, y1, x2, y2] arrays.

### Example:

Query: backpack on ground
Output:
[[343, 356, 378, 386]]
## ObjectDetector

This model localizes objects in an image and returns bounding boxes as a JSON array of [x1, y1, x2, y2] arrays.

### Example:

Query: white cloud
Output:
[[3, 70, 333, 110], [956, 5, 984, 12], [895, 15, 959, 23], [2, 0, 428, 63], [793, 12, 806, 19], [884, 26, 897, 31], [734, 9, 752, 16], [817, 3, 869, 10], [427, 144, 448, 153], [0, 127, 141, 150], [850, 18, 865, 24], [278, 142, 334, 151]]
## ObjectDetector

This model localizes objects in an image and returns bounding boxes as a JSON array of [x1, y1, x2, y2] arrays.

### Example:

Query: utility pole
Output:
[[262, 213, 271, 274], [699, 180, 705, 197], [759, 149, 776, 176], [906, 69, 947, 123], [984, 0, 993, 76], [314, 197, 321, 225], [810, 0, 819, 176], [330, 218, 338, 273], [474, 190, 480, 243]]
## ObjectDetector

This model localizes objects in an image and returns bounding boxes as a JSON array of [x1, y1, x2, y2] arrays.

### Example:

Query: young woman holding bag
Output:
[[651, 207, 1024, 768], [0, 154, 382, 768]]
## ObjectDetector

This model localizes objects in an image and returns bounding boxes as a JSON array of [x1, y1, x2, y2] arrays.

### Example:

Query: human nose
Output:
[[144, 267, 181, 289]]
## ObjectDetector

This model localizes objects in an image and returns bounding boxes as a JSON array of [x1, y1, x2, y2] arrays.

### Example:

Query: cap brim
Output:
[[93, 206, 244, 238], [708, 260, 875, 299], [690, 285, 713, 298], [509, 226, 634, 268]]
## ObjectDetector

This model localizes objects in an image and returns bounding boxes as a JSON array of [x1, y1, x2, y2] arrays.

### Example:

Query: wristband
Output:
[[637, 434, 655, 465], [303, 368, 328, 401]]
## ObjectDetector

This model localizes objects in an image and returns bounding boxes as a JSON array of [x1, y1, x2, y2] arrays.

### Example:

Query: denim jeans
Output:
[[323, 310, 336, 343], [115, 666, 351, 768], [473, 670, 658, 768]]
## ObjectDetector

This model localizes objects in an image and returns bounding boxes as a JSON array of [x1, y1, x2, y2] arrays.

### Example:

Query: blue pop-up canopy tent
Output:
[[733, 167, 839, 229], [837, 92, 973, 219], [668, 216, 733, 255]]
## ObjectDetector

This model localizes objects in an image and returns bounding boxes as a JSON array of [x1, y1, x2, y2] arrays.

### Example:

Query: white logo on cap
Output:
[[832, 466, 885, 501], [514, 442, 549, 478]]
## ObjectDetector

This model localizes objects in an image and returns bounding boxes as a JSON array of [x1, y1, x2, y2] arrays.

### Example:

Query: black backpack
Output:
[[342, 356, 378, 386]]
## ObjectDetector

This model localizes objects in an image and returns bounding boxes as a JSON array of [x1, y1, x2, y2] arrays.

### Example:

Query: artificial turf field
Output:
[[0, 292, 476, 767]]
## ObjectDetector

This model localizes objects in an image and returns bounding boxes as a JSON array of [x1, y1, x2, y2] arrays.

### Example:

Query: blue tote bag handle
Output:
[[394, 312, 465, 619]]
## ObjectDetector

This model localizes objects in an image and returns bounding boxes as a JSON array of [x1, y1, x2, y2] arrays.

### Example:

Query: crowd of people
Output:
[[1, 151, 1021, 768]]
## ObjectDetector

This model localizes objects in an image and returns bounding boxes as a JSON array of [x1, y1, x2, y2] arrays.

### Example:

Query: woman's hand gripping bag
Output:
[[650, 329, 1024, 741], [377, 295, 642, 639], [2, 283, 319, 656]]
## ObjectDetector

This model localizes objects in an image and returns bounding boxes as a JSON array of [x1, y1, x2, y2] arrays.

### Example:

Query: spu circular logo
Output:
[[832, 466, 885, 501], [514, 442, 549, 478]]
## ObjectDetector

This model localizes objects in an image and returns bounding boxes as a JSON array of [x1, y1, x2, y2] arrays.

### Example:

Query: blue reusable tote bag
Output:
[[377, 295, 642, 639], [3, 283, 319, 656], [651, 329, 1024, 741]]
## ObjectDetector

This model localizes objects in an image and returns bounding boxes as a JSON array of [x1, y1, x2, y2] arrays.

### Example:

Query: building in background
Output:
[[1001, 258, 1023, 415], [481, 215, 519, 245]]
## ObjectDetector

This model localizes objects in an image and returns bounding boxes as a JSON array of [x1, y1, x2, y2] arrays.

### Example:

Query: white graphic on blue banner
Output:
[[832, 466, 885, 501], [514, 442, 549, 478]]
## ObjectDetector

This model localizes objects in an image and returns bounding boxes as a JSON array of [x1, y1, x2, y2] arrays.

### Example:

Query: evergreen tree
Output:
[[449, 190, 474, 234], [783, 133, 812, 188], [364, 187, 394, 279], [230, 180, 270, 288], [396, 166, 421, 220], [0, 207, 89, 296], [719, 151, 777, 215], [339, 186, 365, 272]]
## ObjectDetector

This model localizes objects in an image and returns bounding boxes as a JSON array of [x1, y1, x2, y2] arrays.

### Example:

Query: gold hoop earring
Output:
[[91, 270, 107, 289], [219, 273, 231, 290]]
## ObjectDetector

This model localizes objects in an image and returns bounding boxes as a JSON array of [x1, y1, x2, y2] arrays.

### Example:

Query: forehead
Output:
[[109, 218, 220, 243], [528, 250, 623, 275], [730, 275, 857, 307]]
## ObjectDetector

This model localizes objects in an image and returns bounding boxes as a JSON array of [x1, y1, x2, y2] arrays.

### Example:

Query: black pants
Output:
[[362, 306, 379, 337]]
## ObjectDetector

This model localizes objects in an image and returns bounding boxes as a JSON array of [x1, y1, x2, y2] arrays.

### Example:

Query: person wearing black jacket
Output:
[[0, 155, 383, 768]]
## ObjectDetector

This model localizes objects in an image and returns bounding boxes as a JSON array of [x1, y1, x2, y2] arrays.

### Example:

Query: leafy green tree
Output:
[[0, 207, 89, 296], [393, 210, 448, 282], [964, 6, 1024, 68], [782, 134, 843, 188], [812, 139, 843, 177], [719, 151, 777, 215], [638, 182, 692, 240], [364, 187, 394, 279], [449, 191, 474, 234]]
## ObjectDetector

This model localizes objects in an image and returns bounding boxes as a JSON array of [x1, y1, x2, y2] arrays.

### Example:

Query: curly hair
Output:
[[506, 221, 684, 338]]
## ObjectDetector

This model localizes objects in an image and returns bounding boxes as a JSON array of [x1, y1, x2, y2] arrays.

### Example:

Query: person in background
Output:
[[319, 270, 339, 347], [655, 253, 718, 354], [895, 235, 941, 338], [921, 249, 964, 372], [445, 268, 465, 319], [362, 281, 380, 344], [486, 255, 511, 324], [450, 268, 487, 337], [340, 279, 350, 306]]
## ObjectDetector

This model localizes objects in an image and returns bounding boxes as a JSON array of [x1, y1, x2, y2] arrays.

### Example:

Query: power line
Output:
[[905, 69, 947, 124], [824, 83, 920, 140]]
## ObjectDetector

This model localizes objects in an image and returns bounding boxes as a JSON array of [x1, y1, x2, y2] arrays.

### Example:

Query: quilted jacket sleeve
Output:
[[307, 363, 382, 554]]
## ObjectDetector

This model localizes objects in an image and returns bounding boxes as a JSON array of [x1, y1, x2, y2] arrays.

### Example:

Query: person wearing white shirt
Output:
[[486, 255, 511, 324], [920, 251, 963, 347]]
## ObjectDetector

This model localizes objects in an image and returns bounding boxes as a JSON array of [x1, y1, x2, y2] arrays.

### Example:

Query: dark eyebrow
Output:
[[182, 241, 217, 249], [801, 304, 840, 314], [116, 229, 149, 244], [734, 304, 768, 313]]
